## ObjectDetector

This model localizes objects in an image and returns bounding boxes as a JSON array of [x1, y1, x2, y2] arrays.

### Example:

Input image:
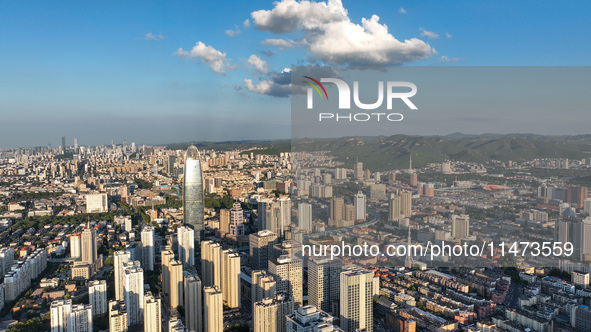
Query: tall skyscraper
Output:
[[399, 190, 412, 218], [340, 265, 374, 332], [329, 197, 345, 227], [204, 286, 223, 332], [123, 263, 144, 326], [114, 251, 131, 301], [308, 257, 342, 314], [88, 280, 107, 316], [184, 146, 204, 247], [219, 208, 230, 236], [354, 191, 366, 221], [141, 226, 155, 271], [73, 138, 78, 152], [108, 301, 128, 332], [81, 223, 97, 265], [161, 249, 175, 300], [452, 214, 470, 239], [297, 203, 313, 231], [279, 197, 292, 229], [388, 194, 401, 221], [62, 135, 66, 153], [249, 230, 278, 270], [177, 226, 195, 267], [221, 249, 241, 309], [251, 270, 277, 305], [201, 241, 222, 288], [183, 270, 203, 332], [257, 200, 270, 230], [253, 294, 294, 332], [354, 160, 363, 179], [269, 256, 303, 308], [144, 292, 162, 332], [229, 201, 245, 236], [167, 259, 184, 309]]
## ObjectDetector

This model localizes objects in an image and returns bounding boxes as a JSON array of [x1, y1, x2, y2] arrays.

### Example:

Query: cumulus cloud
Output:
[[243, 68, 292, 97], [251, 0, 348, 33], [176, 42, 233, 74], [225, 25, 242, 37], [145, 32, 164, 41], [261, 38, 299, 48], [251, 0, 435, 65], [247, 54, 269, 73], [419, 28, 439, 39], [445, 32, 452, 39], [243, 19, 251, 27], [398, 7, 407, 14]]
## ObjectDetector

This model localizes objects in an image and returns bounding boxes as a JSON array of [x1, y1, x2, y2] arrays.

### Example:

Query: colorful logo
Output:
[[303, 76, 328, 100]]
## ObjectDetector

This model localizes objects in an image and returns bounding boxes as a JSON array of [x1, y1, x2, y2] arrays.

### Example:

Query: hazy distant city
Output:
[[0, 133, 589, 332]]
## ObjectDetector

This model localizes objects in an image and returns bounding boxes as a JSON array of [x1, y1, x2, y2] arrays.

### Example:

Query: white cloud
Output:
[[225, 25, 241, 37], [445, 32, 452, 39], [145, 32, 164, 41], [251, 0, 348, 33], [243, 19, 251, 27], [439, 55, 459, 62], [419, 27, 439, 39], [398, 7, 407, 14], [251, 0, 435, 65], [243, 68, 292, 97], [261, 38, 298, 48], [176, 42, 232, 74], [247, 54, 269, 73]]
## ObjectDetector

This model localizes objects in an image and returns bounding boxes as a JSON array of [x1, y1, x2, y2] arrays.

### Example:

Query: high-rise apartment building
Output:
[[253, 294, 294, 332], [308, 258, 342, 314], [123, 264, 144, 326], [251, 270, 277, 305], [452, 214, 470, 239], [114, 251, 131, 301], [167, 259, 184, 309], [183, 270, 203, 332], [221, 249, 241, 309], [204, 286, 223, 332], [354, 191, 366, 221], [88, 280, 107, 316], [201, 241, 222, 288], [108, 301, 128, 332], [184, 146, 204, 248], [269, 256, 303, 308], [340, 265, 374, 332], [177, 226, 195, 267], [141, 226, 155, 271], [161, 249, 175, 299], [298, 203, 313, 231], [388, 194, 401, 221], [329, 197, 345, 227], [144, 292, 162, 332], [249, 230, 278, 270]]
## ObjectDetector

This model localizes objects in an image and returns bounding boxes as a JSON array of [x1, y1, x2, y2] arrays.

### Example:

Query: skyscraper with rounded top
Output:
[[184, 145, 204, 249]]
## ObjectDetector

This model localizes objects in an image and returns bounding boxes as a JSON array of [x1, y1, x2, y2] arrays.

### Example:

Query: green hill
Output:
[[293, 135, 591, 171]]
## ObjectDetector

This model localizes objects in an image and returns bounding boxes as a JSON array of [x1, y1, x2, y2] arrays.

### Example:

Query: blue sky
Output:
[[1, 0, 590, 148]]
